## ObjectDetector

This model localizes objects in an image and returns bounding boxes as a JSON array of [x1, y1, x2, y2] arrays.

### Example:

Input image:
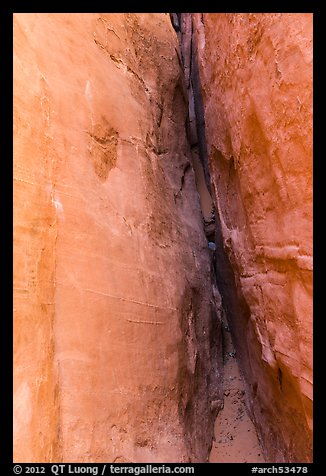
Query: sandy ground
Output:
[[209, 321, 265, 463]]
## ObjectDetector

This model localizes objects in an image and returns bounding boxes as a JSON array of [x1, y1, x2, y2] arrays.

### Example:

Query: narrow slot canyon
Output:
[[13, 13, 313, 464]]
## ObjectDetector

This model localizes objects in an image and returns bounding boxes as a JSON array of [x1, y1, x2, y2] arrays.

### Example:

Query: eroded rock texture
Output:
[[13, 13, 223, 462], [188, 13, 313, 462]]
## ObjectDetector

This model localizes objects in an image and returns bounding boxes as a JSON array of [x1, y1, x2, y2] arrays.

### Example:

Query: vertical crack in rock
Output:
[[174, 12, 313, 463], [175, 11, 264, 463]]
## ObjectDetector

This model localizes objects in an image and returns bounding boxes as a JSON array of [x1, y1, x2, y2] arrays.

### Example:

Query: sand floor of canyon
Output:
[[209, 322, 265, 463]]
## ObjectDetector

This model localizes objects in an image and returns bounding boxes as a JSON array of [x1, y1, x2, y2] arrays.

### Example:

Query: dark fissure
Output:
[[173, 12, 253, 394]]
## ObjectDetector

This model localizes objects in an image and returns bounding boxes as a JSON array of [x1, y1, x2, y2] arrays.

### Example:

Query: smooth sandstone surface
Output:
[[193, 13, 313, 462], [13, 13, 222, 463]]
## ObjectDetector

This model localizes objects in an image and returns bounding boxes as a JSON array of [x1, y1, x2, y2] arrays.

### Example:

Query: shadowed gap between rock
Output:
[[170, 12, 265, 462]]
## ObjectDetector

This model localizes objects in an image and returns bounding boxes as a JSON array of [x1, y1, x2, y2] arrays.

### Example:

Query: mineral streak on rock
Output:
[[13, 13, 223, 462]]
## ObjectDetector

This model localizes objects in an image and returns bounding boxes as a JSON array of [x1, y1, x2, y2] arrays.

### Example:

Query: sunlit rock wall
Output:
[[13, 13, 223, 463]]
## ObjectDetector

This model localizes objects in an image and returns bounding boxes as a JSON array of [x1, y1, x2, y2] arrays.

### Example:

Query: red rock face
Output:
[[13, 12, 313, 463], [192, 13, 313, 462], [13, 14, 223, 462]]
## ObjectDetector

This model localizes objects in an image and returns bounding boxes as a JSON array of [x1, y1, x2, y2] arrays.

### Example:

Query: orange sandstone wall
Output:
[[13, 13, 222, 462], [193, 13, 313, 462]]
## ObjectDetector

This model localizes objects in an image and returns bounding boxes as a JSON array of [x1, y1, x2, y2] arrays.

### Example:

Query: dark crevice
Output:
[[171, 12, 260, 459], [189, 22, 212, 192], [174, 12, 253, 377], [278, 367, 283, 392]]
